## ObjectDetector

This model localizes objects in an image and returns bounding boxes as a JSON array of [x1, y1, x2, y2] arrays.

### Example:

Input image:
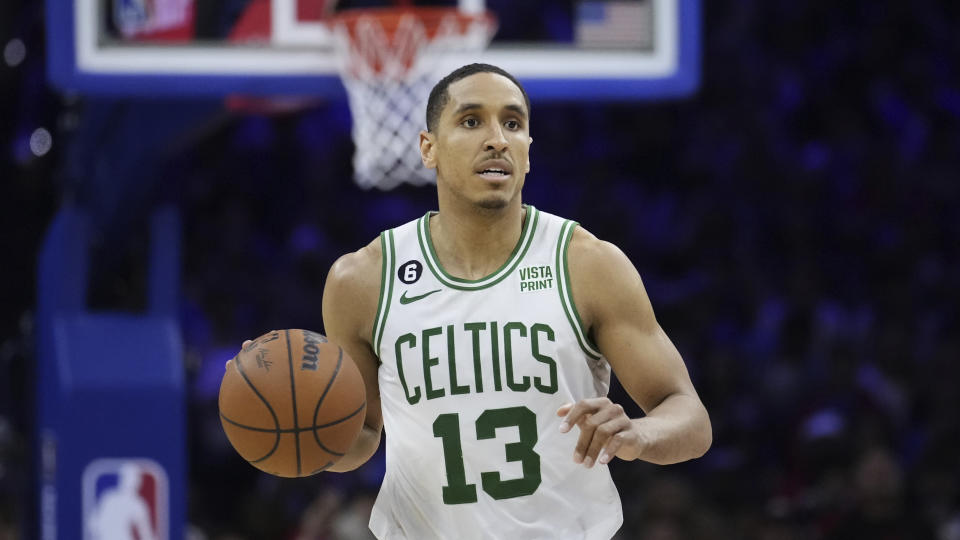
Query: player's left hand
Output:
[[557, 398, 649, 468], [224, 340, 254, 370]]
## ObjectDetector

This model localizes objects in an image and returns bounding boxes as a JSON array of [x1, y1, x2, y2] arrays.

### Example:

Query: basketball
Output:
[[218, 329, 366, 478]]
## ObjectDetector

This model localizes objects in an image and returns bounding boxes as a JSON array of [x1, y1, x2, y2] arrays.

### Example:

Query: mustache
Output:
[[479, 152, 510, 162]]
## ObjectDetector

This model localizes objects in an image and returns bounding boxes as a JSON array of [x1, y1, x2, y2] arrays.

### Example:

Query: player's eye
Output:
[[462, 117, 479, 128], [505, 119, 521, 130]]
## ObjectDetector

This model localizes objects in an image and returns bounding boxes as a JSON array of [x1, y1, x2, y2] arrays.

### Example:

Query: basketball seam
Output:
[[233, 354, 283, 464], [311, 402, 366, 456], [314, 402, 366, 430], [312, 347, 345, 455], [309, 461, 335, 476], [219, 402, 365, 433], [285, 329, 302, 477]]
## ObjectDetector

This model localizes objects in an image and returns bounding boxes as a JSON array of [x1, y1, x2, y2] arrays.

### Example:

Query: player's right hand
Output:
[[558, 398, 648, 468]]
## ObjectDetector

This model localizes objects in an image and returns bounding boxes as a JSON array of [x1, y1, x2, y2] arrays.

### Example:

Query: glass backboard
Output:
[[47, 0, 700, 100]]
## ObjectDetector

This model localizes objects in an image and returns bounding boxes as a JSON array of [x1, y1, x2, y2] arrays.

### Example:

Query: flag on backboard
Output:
[[575, 1, 654, 49]]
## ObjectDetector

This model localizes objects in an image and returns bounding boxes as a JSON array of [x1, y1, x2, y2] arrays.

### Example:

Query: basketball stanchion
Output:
[[36, 206, 185, 539], [327, 7, 497, 189]]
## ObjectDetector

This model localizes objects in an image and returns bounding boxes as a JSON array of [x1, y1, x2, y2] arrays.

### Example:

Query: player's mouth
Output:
[[475, 159, 513, 181]]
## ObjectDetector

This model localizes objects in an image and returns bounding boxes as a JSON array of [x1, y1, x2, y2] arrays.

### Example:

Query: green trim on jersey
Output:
[[556, 221, 603, 360], [372, 230, 397, 359], [417, 206, 540, 291]]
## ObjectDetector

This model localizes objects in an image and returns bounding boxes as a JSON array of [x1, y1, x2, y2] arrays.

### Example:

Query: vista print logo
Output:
[[83, 458, 168, 540]]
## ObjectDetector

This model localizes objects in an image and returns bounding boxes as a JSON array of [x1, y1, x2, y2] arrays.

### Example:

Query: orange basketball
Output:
[[218, 329, 366, 478]]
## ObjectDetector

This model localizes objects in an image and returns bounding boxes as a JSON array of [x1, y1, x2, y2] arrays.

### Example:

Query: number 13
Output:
[[432, 406, 542, 504]]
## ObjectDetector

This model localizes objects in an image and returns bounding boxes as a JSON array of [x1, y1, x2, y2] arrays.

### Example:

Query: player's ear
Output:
[[420, 130, 437, 169]]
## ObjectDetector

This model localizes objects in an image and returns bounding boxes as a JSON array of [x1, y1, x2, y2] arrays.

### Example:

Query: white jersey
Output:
[[370, 206, 623, 540]]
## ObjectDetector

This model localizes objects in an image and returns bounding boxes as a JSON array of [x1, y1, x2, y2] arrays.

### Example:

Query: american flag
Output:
[[575, 0, 654, 50], [113, 0, 194, 39]]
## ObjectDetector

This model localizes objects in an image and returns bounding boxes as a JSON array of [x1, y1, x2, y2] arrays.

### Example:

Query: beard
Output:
[[476, 196, 509, 210]]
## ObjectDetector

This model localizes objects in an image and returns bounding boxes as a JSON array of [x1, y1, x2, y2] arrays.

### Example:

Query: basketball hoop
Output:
[[327, 7, 497, 189]]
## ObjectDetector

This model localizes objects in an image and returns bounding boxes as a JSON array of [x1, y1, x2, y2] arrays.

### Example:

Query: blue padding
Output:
[[37, 206, 89, 315], [45, 0, 76, 95], [52, 314, 183, 390], [59, 72, 348, 99]]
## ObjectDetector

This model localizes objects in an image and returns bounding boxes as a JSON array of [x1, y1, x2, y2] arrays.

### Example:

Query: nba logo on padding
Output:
[[83, 458, 169, 540]]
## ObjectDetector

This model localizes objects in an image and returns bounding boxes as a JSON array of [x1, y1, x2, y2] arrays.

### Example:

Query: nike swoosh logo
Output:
[[399, 289, 441, 305]]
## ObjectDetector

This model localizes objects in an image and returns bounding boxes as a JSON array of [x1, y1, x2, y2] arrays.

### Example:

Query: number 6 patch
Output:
[[398, 260, 423, 284]]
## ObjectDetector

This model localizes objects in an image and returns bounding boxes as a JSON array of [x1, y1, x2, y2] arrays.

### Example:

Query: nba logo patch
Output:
[[83, 458, 169, 540]]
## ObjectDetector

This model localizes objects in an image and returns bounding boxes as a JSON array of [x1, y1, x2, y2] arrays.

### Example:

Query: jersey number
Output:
[[432, 406, 541, 504]]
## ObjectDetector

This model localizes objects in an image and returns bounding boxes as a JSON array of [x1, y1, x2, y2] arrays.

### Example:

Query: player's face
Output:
[[420, 72, 532, 210]]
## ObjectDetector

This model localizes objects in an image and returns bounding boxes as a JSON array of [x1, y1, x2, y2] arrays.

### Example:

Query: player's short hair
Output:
[[425, 63, 531, 133]]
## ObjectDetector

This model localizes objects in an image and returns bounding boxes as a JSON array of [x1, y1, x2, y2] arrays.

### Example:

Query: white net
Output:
[[330, 9, 496, 190]]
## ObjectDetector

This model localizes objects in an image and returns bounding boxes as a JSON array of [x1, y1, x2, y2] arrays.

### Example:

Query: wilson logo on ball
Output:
[[301, 330, 328, 371]]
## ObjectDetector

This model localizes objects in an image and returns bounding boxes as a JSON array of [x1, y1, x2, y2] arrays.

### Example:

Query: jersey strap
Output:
[[372, 229, 397, 358], [556, 220, 602, 359]]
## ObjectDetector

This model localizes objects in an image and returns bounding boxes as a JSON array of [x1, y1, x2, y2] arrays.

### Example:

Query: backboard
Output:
[[47, 0, 700, 100]]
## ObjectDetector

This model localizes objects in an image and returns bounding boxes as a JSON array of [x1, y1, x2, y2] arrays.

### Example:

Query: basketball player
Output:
[[322, 63, 711, 539]]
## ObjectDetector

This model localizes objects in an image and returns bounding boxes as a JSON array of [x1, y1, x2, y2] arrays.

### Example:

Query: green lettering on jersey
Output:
[[503, 322, 531, 392], [489, 321, 503, 391], [531, 323, 558, 394], [433, 413, 478, 504], [464, 322, 486, 393], [446, 325, 470, 395], [476, 407, 542, 499], [435, 407, 542, 505], [395, 333, 421, 405], [422, 327, 445, 400], [519, 265, 555, 292]]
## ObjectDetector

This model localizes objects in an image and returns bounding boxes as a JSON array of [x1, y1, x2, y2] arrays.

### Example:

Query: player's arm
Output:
[[557, 227, 712, 467], [321, 238, 385, 472]]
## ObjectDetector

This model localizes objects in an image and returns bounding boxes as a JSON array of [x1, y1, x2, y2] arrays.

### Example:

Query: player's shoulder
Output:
[[323, 237, 384, 342], [565, 224, 647, 310], [566, 224, 632, 273], [326, 236, 383, 298]]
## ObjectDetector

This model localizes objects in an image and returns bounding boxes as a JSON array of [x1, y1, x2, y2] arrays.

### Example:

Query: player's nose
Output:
[[483, 124, 509, 152]]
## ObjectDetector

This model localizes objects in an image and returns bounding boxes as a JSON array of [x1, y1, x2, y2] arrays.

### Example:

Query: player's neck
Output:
[[429, 199, 526, 280]]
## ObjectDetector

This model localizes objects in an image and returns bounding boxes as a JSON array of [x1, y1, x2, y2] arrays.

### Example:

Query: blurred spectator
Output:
[[825, 446, 935, 539]]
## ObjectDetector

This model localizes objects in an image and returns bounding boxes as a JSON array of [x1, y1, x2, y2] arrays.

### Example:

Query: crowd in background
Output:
[[2, 0, 960, 539]]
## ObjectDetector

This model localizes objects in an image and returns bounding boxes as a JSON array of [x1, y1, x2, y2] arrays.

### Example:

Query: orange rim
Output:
[[327, 6, 496, 40]]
